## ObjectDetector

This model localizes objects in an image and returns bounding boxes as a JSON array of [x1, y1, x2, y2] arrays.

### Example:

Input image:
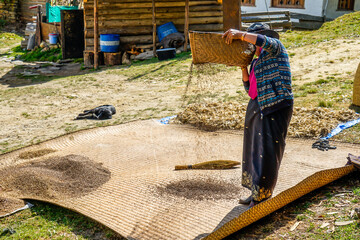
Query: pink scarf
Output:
[[248, 59, 258, 100], [248, 48, 262, 100]]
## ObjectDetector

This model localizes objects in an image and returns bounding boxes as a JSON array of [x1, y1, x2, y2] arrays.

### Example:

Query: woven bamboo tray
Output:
[[353, 62, 360, 106], [189, 31, 255, 67]]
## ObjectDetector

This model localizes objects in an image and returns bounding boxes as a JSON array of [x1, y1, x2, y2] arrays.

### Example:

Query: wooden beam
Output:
[[84, 1, 218, 9], [85, 16, 223, 28], [94, 0, 99, 69], [152, 0, 157, 56], [239, 1, 242, 30], [184, 0, 189, 52], [222, 0, 240, 31]]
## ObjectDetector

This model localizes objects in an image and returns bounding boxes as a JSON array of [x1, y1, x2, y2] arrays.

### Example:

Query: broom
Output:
[[175, 160, 240, 170]]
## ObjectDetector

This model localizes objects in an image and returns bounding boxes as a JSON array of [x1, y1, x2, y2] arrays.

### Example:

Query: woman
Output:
[[223, 23, 293, 207]]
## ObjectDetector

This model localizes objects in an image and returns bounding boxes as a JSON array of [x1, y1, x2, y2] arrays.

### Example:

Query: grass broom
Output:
[[175, 160, 240, 170]]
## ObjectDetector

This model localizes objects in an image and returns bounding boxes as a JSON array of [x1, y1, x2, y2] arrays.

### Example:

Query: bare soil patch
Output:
[[0, 154, 111, 200], [0, 39, 359, 154]]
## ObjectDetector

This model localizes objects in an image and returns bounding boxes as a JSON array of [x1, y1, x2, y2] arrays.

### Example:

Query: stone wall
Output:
[[0, 0, 19, 22]]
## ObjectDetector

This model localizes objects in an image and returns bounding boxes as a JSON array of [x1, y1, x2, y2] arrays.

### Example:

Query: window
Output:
[[338, 0, 354, 10], [272, 0, 304, 8], [242, 0, 256, 6]]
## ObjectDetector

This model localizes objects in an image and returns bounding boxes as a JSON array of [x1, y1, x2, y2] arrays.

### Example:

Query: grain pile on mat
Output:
[[0, 154, 111, 200], [155, 177, 246, 201], [0, 197, 25, 216], [176, 102, 359, 138]]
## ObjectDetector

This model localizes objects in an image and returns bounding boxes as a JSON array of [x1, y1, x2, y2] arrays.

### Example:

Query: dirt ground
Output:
[[0, 37, 360, 239], [0, 38, 359, 154]]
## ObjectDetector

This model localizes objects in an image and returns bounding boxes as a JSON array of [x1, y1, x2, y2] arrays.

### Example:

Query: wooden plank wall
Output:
[[19, 0, 47, 23], [84, 0, 224, 51]]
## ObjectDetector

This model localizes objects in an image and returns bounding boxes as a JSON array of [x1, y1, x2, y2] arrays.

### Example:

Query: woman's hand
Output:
[[222, 29, 245, 45], [241, 66, 249, 82]]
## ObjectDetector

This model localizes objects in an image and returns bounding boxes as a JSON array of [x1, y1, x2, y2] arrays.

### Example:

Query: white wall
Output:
[[325, 0, 360, 20], [241, 0, 325, 17]]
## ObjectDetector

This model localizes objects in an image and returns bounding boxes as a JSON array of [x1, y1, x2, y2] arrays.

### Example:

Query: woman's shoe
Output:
[[239, 195, 253, 204]]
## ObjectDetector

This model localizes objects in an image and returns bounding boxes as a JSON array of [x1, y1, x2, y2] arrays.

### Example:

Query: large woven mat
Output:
[[189, 31, 255, 67], [0, 120, 359, 239]]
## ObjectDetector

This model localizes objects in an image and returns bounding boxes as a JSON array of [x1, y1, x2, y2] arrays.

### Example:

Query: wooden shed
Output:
[[19, 0, 47, 22], [0, 0, 46, 23], [83, 0, 224, 52]]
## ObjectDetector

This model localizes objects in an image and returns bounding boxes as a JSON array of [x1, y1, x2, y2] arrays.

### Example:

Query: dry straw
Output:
[[189, 31, 255, 67]]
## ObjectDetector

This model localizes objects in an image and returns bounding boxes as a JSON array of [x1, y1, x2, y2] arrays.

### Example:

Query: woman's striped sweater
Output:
[[243, 35, 293, 116]]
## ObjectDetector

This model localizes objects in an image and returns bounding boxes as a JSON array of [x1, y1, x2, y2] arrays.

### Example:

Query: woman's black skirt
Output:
[[242, 98, 293, 202]]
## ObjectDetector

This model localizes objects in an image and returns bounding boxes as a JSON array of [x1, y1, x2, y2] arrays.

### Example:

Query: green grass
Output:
[[1, 45, 26, 58], [1, 45, 62, 62], [112, 51, 192, 82], [0, 201, 123, 239], [0, 32, 23, 49], [281, 11, 360, 48], [318, 100, 333, 108], [292, 74, 354, 110]]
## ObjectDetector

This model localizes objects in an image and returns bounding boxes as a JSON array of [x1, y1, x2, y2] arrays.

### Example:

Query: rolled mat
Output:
[[189, 31, 255, 67], [0, 120, 359, 239]]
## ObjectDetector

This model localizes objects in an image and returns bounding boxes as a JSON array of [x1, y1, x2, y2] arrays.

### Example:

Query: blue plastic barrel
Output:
[[49, 33, 58, 44], [157, 22, 178, 42], [100, 34, 120, 53]]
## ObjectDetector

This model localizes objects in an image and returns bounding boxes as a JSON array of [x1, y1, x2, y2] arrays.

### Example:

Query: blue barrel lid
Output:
[[100, 34, 120, 37]]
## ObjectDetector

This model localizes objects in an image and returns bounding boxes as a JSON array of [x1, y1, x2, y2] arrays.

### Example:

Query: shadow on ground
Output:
[[0, 52, 192, 88], [0, 60, 87, 87]]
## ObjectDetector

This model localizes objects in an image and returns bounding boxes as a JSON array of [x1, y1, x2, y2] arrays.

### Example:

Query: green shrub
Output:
[[20, 47, 62, 62]]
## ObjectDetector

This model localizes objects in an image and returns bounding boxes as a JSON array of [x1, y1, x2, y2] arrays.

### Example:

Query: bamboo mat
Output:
[[0, 120, 358, 239]]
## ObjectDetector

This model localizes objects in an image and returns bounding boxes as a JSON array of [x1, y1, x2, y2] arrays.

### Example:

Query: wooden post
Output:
[[152, 0, 157, 56], [353, 63, 360, 107], [104, 52, 122, 66], [35, 6, 42, 46], [239, 1, 242, 30], [223, 0, 240, 32], [184, 0, 189, 52], [94, 0, 99, 69]]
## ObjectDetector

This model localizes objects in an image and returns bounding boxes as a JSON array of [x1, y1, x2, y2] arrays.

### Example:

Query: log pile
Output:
[[83, 0, 224, 52]]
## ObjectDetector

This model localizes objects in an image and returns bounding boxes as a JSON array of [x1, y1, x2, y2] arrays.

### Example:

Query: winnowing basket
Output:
[[189, 31, 255, 67]]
